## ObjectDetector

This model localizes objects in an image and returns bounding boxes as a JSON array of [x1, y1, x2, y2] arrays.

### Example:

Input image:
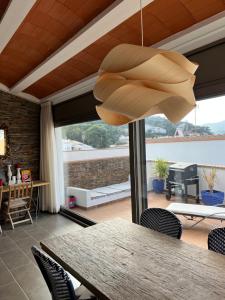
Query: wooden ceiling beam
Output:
[[153, 10, 225, 53], [0, 82, 39, 103], [10, 0, 154, 94], [0, 0, 37, 54]]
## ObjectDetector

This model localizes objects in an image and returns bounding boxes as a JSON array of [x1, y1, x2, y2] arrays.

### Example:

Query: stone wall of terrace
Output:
[[63, 135, 225, 193], [64, 156, 130, 189]]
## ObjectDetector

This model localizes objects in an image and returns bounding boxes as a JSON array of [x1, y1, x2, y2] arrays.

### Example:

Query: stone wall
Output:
[[0, 91, 40, 181], [64, 156, 130, 189]]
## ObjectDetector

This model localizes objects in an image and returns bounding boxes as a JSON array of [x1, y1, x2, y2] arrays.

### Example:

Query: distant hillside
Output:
[[146, 116, 212, 136], [204, 120, 225, 134]]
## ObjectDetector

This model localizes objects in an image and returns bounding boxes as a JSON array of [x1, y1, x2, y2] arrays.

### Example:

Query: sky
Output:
[[183, 95, 225, 125]]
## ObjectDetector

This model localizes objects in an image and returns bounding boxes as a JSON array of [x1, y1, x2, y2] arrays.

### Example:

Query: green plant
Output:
[[154, 159, 168, 180], [203, 168, 217, 193]]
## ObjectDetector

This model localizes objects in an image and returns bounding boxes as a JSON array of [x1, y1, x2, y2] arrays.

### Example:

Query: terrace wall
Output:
[[0, 91, 40, 181], [146, 136, 225, 166], [64, 156, 130, 189], [63, 135, 225, 196], [63, 135, 225, 166]]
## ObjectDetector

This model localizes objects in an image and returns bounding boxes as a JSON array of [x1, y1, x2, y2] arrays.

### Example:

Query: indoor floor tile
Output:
[[0, 236, 18, 254], [0, 248, 31, 270], [5, 228, 31, 241], [0, 213, 82, 299], [15, 237, 39, 254], [11, 263, 48, 295], [0, 259, 14, 287], [0, 282, 27, 300], [26, 227, 54, 241]]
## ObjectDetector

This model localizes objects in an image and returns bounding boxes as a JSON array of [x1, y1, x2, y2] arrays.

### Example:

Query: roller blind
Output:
[[53, 92, 100, 127], [187, 37, 225, 100], [53, 38, 225, 127]]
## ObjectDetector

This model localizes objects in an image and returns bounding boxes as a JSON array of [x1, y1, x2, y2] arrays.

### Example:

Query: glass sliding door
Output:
[[144, 95, 225, 248], [57, 120, 131, 222], [129, 120, 147, 223]]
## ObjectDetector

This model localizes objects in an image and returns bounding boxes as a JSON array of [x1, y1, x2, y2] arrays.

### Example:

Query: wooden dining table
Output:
[[41, 218, 225, 300]]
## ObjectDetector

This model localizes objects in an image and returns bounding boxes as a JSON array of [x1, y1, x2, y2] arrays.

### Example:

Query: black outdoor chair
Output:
[[208, 227, 225, 255], [31, 246, 96, 300], [140, 208, 182, 239]]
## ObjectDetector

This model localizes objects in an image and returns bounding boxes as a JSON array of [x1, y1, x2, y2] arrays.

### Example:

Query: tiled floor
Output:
[[0, 213, 82, 300], [73, 192, 225, 249], [1, 196, 224, 299]]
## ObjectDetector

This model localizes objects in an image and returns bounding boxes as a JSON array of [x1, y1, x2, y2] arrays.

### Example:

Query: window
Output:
[[145, 95, 225, 248], [57, 120, 131, 222]]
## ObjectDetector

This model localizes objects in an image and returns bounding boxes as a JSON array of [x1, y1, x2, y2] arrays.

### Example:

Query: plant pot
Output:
[[152, 179, 165, 194], [201, 190, 224, 206], [67, 195, 77, 208]]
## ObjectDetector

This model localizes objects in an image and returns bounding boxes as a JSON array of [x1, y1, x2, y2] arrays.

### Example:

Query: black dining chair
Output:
[[208, 227, 225, 255], [31, 246, 96, 300], [140, 208, 182, 239]]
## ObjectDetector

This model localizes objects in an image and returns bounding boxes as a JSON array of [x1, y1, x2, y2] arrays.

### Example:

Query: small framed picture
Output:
[[21, 169, 32, 182]]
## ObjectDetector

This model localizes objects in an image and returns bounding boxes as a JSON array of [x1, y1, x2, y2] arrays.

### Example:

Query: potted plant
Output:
[[201, 168, 224, 205], [152, 159, 168, 193]]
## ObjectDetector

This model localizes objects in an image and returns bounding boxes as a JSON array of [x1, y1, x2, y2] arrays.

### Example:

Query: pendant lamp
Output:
[[93, 6, 198, 126]]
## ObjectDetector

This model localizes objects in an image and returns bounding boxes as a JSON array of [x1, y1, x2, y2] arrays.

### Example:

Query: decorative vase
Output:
[[17, 168, 21, 184], [201, 190, 224, 206], [7, 164, 12, 185], [152, 179, 165, 194]]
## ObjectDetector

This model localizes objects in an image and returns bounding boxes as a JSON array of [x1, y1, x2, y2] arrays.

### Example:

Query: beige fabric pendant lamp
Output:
[[93, 43, 198, 126]]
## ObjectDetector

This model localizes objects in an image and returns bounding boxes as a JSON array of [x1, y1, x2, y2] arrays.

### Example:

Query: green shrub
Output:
[[154, 159, 168, 180]]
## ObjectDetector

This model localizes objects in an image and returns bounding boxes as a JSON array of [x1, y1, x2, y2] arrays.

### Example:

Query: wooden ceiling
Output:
[[0, 0, 115, 87], [0, 0, 10, 20], [0, 0, 225, 101]]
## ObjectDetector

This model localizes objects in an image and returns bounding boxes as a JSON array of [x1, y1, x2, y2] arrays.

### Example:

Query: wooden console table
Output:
[[2, 180, 49, 193]]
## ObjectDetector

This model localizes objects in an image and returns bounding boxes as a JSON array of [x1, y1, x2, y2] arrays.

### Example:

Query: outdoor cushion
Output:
[[167, 203, 225, 220]]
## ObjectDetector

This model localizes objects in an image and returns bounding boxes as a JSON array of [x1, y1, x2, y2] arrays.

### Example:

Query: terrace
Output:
[[64, 134, 225, 248], [64, 135, 225, 248], [73, 192, 219, 249]]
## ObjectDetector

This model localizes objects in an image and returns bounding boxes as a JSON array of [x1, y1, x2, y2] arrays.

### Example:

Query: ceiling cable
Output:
[[140, 0, 144, 47]]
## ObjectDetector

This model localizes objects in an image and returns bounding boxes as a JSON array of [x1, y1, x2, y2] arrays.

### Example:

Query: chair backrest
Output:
[[208, 227, 225, 255], [31, 246, 77, 300], [8, 182, 33, 209], [140, 208, 182, 239]]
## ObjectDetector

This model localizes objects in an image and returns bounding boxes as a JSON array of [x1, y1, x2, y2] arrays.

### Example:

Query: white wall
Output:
[[146, 140, 225, 166], [64, 140, 225, 166], [63, 147, 129, 162]]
